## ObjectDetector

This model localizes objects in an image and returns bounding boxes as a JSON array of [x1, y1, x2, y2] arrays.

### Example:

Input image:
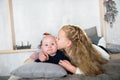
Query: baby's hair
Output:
[[43, 32, 51, 35]]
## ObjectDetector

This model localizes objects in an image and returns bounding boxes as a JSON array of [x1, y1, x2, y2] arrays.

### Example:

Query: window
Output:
[[0, 0, 37, 53]]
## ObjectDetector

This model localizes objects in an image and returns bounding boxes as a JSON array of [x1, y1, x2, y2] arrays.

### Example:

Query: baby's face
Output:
[[41, 36, 57, 56]]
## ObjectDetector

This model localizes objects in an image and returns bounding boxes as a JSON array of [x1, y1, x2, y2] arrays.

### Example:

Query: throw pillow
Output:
[[11, 62, 67, 78], [85, 26, 100, 45]]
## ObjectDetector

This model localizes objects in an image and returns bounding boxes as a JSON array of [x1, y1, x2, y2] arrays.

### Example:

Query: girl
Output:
[[57, 25, 108, 76]]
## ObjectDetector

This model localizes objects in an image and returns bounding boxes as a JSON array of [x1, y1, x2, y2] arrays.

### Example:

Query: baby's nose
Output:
[[48, 45, 52, 48]]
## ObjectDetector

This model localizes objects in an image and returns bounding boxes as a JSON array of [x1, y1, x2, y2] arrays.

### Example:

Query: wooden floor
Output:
[[110, 53, 120, 60]]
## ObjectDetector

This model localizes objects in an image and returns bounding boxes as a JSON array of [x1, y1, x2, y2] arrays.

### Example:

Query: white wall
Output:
[[106, 0, 120, 44], [12, 0, 101, 48]]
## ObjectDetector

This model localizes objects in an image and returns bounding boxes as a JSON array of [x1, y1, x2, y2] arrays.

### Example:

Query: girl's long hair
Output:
[[61, 25, 108, 76]]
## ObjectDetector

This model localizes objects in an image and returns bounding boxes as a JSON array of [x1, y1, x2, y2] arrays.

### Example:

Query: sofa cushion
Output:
[[84, 26, 101, 45]]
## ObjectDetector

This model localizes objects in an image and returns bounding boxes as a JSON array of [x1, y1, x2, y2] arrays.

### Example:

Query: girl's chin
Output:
[[57, 47, 61, 50]]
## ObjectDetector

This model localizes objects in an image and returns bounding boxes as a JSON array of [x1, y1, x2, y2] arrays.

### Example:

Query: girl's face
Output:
[[41, 37, 57, 56], [57, 29, 71, 50]]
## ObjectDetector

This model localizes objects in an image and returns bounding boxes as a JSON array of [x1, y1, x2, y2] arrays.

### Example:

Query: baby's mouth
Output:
[[47, 49, 53, 53]]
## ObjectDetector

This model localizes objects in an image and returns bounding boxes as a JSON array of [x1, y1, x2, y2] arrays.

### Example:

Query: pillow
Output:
[[11, 62, 67, 78], [85, 26, 101, 45]]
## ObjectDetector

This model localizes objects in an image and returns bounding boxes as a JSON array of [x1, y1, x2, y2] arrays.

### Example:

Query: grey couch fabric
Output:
[[6, 59, 120, 80], [106, 44, 120, 53]]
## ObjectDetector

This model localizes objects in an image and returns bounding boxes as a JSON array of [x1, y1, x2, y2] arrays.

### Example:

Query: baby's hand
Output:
[[39, 51, 49, 62]]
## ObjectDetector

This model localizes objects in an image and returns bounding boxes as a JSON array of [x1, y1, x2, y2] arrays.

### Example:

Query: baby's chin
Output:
[[48, 53, 56, 56]]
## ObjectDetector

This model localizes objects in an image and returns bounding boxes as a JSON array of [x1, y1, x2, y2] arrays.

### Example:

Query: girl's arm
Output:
[[30, 52, 39, 60], [30, 49, 42, 60], [59, 60, 84, 74]]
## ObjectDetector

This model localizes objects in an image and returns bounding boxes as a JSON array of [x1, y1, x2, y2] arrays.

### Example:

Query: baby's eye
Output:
[[51, 43, 55, 45], [45, 44, 48, 46]]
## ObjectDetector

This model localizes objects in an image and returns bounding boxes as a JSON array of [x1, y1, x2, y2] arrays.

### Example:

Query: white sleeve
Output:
[[75, 67, 84, 74], [92, 44, 110, 60]]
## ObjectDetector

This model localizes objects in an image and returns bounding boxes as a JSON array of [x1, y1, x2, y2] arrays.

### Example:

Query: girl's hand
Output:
[[39, 51, 49, 62], [30, 52, 39, 60], [59, 60, 77, 74]]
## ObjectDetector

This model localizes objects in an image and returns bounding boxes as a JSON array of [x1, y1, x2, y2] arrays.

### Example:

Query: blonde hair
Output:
[[61, 25, 107, 76]]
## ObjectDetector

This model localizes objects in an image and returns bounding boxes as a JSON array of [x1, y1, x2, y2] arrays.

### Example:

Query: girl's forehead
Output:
[[59, 30, 66, 37]]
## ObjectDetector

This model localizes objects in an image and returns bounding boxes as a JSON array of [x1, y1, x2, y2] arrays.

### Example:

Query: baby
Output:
[[34, 33, 70, 64]]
